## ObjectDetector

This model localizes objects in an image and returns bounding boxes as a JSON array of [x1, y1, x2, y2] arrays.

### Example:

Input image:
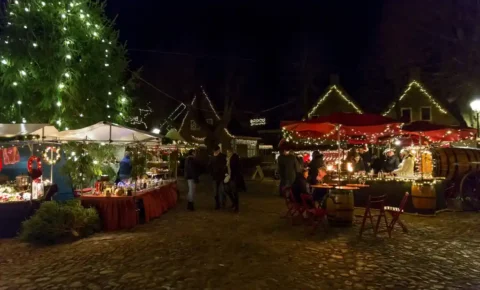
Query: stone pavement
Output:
[[1, 178, 480, 290]]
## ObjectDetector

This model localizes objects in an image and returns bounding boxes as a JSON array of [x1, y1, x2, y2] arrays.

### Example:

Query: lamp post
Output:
[[470, 100, 480, 136]]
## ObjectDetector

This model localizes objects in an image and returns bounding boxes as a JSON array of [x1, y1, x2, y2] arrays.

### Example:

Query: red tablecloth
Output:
[[80, 195, 137, 231], [136, 182, 178, 222], [80, 182, 178, 231]]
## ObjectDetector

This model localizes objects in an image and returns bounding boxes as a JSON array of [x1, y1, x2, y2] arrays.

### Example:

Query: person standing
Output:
[[277, 149, 299, 196], [116, 152, 132, 182], [224, 149, 245, 212], [358, 146, 372, 172], [393, 149, 415, 177], [383, 148, 400, 173], [210, 145, 227, 209], [308, 151, 324, 184], [184, 149, 198, 211]]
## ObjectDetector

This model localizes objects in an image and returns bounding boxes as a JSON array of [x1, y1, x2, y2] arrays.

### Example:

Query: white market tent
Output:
[[0, 123, 59, 139], [54, 122, 161, 143]]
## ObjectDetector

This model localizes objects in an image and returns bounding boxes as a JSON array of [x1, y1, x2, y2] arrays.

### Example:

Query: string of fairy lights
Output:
[[1, 0, 135, 128], [178, 89, 236, 143], [382, 80, 448, 116], [307, 85, 363, 118]]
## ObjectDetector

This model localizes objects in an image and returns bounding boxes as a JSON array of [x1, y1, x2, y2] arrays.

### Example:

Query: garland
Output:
[[27, 156, 42, 176], [43, 146, 61, 165]]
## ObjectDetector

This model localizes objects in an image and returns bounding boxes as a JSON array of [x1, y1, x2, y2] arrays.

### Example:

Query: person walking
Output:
[[277, 149, 299, 196], [224, 148, 245, 212], [210, 145, 227, 209], [184, 149, 198, 211]]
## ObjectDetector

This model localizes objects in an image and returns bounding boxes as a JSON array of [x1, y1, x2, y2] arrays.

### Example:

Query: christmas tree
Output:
[[0, 0, 133, 129]]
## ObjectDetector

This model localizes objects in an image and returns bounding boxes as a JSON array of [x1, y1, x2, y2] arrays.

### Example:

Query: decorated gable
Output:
[[382, 81, 459, 126], [307, 85, 363, 119]]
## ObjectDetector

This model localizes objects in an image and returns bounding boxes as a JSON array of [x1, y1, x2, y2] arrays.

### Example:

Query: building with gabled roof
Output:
[[382, 79, 461, 126], [177, 89, 260, 157], [306, 75, 363, 119]]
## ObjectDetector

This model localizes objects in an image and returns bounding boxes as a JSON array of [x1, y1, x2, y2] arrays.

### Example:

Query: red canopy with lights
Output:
[[379, 121, 477, 145], [281, 112, 403, 144]]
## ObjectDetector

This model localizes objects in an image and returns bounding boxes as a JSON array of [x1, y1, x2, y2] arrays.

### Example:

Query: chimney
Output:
[[330, 74, 340, 85], [409, 67, 421, 82]]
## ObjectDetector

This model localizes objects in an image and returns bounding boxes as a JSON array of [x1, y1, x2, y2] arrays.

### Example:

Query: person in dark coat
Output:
[[118, 152, 132, 181], [184, 149, 198, 211], [209, 145, 227, 209], [383, 149, 400, 173], [308, 151, 324, 184], [352, 154, 366, 172], [371, 155, 383, 174], [224, 149, 245, 212], [358, 146, 372, 172], [277, 149, 299, 196], [292, 169, 310, 204]]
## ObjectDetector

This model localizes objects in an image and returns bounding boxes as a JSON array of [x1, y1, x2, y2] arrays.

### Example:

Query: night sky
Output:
[[105, 1, 385, 120]]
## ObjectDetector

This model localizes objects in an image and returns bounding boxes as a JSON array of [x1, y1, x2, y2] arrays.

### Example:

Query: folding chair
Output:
[[283, 187, 306, 225], [383, 192, 410, 237], [301, 194, 328, 235], [358, 194, 388, 238]]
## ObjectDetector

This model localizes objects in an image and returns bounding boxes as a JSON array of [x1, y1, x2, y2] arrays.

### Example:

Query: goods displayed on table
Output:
[[0, 178, 51, 203], [90, 175, 175, 197], [146, 156, 169, 178]]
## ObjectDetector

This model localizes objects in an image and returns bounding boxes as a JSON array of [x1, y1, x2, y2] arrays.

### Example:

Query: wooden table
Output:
[[310, 184, 334, 189], [346, 184, 370, 188]]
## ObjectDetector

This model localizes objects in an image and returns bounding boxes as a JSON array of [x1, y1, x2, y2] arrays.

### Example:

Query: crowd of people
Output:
[[184, 145, 245, 212], [277, 147, 416, 207]]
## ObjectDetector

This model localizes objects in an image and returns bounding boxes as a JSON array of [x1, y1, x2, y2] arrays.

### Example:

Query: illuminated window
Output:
[[420, 107, 431, 121], [401, 108, 412, 123], [190, 120, 199, 131]]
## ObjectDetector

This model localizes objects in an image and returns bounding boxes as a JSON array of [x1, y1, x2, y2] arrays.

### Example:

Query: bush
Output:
[[20, 200, 100, 244]]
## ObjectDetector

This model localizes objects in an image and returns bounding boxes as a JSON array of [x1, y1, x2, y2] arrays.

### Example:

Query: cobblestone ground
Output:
[[1, 177, 480, 290]]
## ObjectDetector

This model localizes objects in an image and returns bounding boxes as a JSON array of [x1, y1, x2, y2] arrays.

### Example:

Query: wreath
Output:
[[27, 156, 43, 179], [43, 146, 61, 165]]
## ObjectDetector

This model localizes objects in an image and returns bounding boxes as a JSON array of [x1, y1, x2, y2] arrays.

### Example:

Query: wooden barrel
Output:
[[411, 183, 436, 210], [433, 148, 480, 180], [326, 189, 354, 226]]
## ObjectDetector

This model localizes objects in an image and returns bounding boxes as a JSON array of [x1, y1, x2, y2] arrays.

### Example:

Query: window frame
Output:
[[190, 120, 198, 131], [420, 106, 432, 121], [400, 107, 412, 123], [206, 118, 213, 125]]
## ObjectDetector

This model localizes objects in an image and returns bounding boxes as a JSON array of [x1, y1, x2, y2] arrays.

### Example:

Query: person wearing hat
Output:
[[383, 148, 399, 173], [393, 149, 415, 177]]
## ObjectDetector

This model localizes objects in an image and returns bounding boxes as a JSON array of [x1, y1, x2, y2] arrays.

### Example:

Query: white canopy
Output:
[[55, 122, 161, 143], [0, 124, 58, 139]]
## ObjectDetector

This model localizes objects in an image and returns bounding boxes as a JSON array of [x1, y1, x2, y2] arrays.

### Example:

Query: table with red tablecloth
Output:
[[135, 182, 178, 222], [80, 182, 178, 231]]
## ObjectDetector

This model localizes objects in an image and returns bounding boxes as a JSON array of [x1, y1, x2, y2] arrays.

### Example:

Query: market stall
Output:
[[52, 122, 181, 231], [0, 124, 60, 238], [280, 113, 479, 215]]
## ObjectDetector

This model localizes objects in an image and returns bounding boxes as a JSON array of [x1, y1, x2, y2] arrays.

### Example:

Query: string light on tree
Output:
[[0, 0, 135, 127]]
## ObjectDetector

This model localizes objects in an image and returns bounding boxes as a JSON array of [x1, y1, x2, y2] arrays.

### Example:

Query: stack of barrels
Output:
[[412, 147, 480, 211]]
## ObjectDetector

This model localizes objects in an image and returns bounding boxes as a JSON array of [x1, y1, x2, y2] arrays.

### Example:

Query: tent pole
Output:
[[50, 147, 53, 182], [109, 124, 112, 143], [337, 126, 341, 179]]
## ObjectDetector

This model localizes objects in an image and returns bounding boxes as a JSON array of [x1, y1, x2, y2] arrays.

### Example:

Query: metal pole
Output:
[[477, 112, 480, 138], [50, 147, 53, 182], [337, 126, 341, 179]]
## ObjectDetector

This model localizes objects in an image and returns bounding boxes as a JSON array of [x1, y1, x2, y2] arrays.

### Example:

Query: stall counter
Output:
[[352, 178, 446, 215]]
